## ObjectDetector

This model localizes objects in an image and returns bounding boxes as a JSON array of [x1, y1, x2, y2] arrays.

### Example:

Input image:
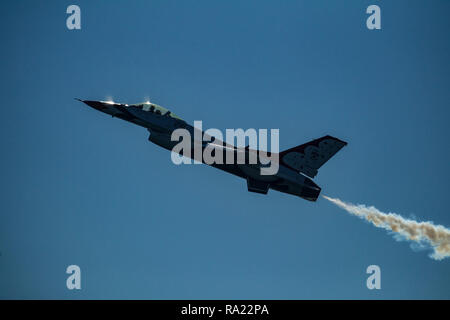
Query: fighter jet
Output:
[[78, 99, 347, 201]]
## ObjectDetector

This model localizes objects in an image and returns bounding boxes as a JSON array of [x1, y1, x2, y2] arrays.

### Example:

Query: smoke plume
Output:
[[322, 195, 450, 260]]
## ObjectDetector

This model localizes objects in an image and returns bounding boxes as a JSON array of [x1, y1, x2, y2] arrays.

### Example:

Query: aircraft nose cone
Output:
[[77, 99, 106, 111]]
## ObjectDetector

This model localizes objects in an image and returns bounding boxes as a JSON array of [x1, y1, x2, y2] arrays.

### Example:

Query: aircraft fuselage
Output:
[[79, 99, 324, 201]]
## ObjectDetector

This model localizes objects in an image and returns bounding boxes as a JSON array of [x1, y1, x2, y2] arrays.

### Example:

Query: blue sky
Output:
[[0, 0, 449, 299]]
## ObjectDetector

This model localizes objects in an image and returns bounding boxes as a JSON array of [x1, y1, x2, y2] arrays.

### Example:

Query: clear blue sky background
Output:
[[0, 1, 449, 299]]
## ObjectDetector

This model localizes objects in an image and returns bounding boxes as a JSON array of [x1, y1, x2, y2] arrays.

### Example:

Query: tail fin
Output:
[[279, 135, 347, 178]]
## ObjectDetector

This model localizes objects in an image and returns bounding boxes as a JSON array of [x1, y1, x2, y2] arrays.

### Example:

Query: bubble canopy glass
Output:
[[102, 100, 184, 121]]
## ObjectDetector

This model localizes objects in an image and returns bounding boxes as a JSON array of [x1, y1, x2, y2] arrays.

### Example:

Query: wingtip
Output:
[[74, 98, 83, 102], [324, 135, 348, 146]]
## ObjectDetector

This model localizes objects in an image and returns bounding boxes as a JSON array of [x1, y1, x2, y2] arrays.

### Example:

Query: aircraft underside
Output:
[[210, 163, 322, 201]]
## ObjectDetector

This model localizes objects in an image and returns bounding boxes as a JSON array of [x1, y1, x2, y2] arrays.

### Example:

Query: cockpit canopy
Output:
[[131, 102, 184, 121]]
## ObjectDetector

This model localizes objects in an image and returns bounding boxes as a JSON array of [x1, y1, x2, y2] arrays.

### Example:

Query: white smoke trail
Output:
[[322, 195, 450, 261]]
